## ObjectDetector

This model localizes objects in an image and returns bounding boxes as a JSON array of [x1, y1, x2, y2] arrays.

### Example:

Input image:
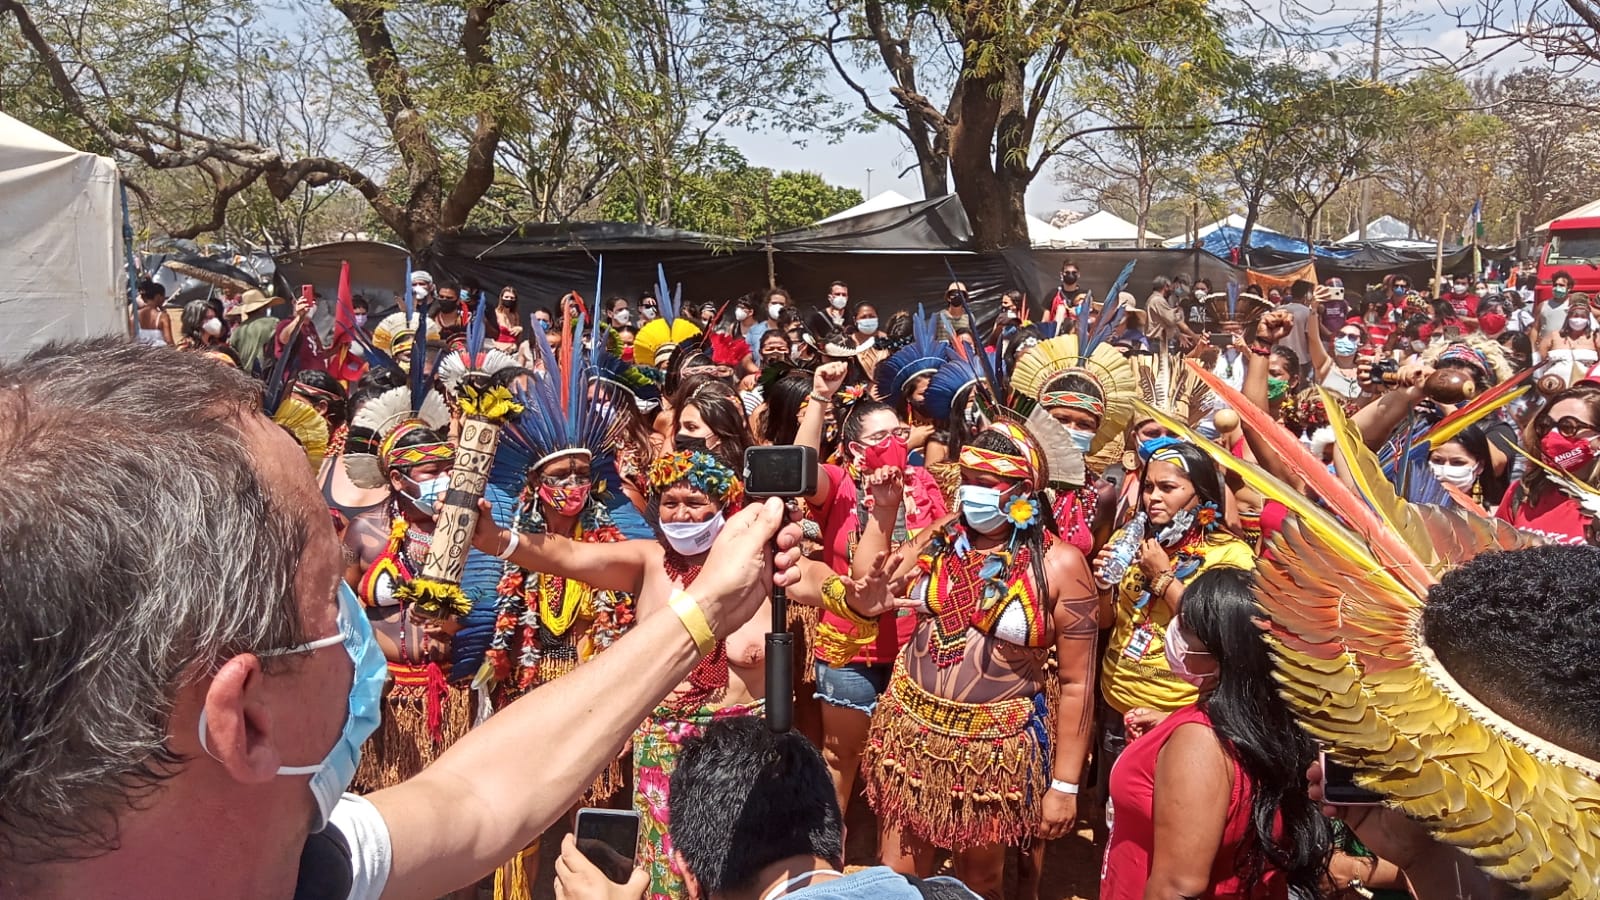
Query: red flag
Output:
[[329, 261, 366, 382]]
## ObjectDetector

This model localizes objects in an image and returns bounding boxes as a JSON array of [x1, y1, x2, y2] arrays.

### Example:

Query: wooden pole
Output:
[[1434, 210, 1448, 296]]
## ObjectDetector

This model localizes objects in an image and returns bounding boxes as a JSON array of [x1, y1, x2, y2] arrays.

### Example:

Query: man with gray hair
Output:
[[0, 339, 799, 899]]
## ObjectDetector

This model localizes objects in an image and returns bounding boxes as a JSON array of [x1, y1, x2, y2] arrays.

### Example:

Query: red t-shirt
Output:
[[814, 463, 947, 665], [1496, 480, 1590, 545], [1101, 705, 1287, 900]]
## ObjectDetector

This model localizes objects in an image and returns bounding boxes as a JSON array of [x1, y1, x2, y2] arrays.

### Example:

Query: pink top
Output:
[[814, 462, 946, 665], [1101, 705, 1286, 900]]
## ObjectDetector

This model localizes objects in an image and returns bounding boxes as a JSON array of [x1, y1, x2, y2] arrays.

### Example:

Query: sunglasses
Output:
[[1537, 415, 1598, 439]]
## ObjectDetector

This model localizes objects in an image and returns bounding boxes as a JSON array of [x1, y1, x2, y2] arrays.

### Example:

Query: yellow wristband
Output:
[[669, 589, 717, 657]]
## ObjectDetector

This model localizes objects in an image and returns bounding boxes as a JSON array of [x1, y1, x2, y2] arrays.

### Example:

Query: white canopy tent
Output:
[[1161, 213, 1291, 248], [0, 112, 127, 360], [816, 189, 916, 224], [1338, 215, 1417, 243], [1055, 210, 1164, 248]]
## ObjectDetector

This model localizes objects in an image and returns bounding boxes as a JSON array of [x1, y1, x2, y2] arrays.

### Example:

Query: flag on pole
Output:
[[329, 260, 366, 383]]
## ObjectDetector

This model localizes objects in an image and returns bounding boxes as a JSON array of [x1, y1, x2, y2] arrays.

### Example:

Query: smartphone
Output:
[[1208, 332, 1233, 348], [1329, 286, 1345, 303], [1320, 752, 1384, 806], [300, 284, 315, 302], [574, 808, 640, 884], [743, 445, 819, 498]]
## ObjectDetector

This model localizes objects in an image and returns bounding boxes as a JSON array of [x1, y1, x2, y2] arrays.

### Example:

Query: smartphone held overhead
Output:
[[1320, 752, 1384, 807]]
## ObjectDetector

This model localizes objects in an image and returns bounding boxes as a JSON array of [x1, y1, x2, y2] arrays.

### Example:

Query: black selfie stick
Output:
[[766, 536, 793, 733]]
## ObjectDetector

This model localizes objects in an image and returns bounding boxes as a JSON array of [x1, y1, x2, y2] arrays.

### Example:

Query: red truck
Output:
[[1536, 206, 1600, 303]]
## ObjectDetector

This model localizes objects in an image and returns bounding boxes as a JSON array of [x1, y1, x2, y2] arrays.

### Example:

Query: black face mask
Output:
[[499, 295, 516, 307], [675, 434, 711, 454], [1063, 273, 1080, 285], [438, 298, 460, 312]]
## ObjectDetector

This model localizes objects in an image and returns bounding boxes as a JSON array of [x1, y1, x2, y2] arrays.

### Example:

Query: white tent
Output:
[[1055, 210, 1164, 248], [1339, 215, 1416, 243], [816, 189, 915, 224], [1161, 213, 1290, 248], [1027, 214, 1085, 248], [1, 112, 126, 360]]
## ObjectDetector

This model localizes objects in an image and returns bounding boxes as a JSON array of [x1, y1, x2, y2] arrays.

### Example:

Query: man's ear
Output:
[[198, 654, 285, 784], [672, 851, 703, 900]]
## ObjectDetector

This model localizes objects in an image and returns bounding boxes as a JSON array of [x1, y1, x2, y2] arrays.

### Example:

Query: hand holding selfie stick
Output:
[[743, 445, 820, 734]]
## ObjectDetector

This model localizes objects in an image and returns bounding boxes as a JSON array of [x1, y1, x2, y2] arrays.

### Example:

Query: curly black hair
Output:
[[1422, 545, 1600, 760]]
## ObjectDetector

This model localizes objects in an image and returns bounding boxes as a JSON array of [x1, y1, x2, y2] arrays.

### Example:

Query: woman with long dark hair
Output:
[[671, 374, 752, 469], [1101, 566, 1331, 898], [1497, 383, 1600, 544]]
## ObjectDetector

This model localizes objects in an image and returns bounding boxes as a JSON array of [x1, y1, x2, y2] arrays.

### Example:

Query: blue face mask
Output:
[[857, 317, 879, 335], [403, 472, 451, 518], [1067, 428, 1094, 454], [957, 484, 1011, 534], [199, 582, 385, 831], [1333, 336, 1360, 357]]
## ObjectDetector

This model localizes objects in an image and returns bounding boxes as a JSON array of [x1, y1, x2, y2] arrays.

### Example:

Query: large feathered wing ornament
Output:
[[1137, 373, 1600, 898], [272, 395, 330, 472]]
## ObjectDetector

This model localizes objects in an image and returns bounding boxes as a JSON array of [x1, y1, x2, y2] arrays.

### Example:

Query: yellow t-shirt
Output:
[[1099, 532, 1255, 714]]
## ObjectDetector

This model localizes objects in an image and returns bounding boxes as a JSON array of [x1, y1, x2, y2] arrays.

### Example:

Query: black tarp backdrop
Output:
[[417, 197, 1243, 338]]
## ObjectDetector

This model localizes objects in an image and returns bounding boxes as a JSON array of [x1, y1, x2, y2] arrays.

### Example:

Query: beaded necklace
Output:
[[662, 549, 729, 714], [920, 526, 1041, 668]]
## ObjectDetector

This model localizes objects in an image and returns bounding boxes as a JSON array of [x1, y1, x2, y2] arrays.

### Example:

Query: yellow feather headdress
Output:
[[1009, 333, 1136, 456], [1138, 365, 1599, 898]]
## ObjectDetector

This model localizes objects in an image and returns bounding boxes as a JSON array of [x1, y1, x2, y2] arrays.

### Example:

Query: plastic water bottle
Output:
[[1098, 512, 1147, 586]]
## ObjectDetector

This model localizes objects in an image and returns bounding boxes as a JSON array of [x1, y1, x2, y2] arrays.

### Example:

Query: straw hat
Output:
[[227, 289, 282, 318]]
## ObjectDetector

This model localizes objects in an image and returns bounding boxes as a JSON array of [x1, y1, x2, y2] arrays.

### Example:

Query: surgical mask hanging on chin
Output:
[[1154, 506, 1197, 546], [956, 484, 1010, 535], [1163, 615, 1213, 687], [197, 582, 385, 832], [660, 511, 726, 556], [402, 473, 451, 518]]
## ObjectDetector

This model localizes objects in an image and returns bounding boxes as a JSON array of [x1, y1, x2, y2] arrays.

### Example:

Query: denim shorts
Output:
[[813, 661, 893, 714]]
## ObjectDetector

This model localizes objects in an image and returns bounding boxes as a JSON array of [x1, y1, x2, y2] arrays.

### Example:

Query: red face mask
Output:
[[1479, 312, 1507, 335], [859, 433, 909, 470], [1541, 429, 1596, 472], [538, 481, 591, 516]]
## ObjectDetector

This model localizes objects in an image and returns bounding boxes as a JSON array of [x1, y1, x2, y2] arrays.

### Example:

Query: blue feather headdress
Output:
[[497, 306, 629, 476], [875, 304, 952, 409], [925, 347, 1000, 422]]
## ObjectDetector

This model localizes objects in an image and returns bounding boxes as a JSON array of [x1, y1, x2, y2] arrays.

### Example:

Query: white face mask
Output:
[[412, 284, 430, 300], [829, 295, 848, 311], [614, 309, 632, 326], [1429, 461, 1481, 490], [202, 318, 223, 336], [660, 511, 726, 556], [735, 307, 750, 322], [1163, 614, 1213, 686], [768, 303, 785, 321], [640, 306, 659, 322]]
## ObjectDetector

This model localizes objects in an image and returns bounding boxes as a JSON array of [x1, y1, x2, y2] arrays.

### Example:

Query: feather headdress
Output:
[[1420, 331, 1513, 385], [1129, 352, 1210, 428], [875, 304, 953, 409], [1202, 284, 1272, 326], [436, 292, 519, 395], [633, 264, 703, 368], [497, 308, 630, 476], [1143, 368, 1600, 898], [342, 384, 452, 489], [372, 310, 420, 359], [924, 347, 994, 422], [1010, 331, 1137, 456]]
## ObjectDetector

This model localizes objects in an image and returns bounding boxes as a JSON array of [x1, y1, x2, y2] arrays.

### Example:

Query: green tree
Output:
[[600, 147, 862, 238], [796, 0, 1231, 250]]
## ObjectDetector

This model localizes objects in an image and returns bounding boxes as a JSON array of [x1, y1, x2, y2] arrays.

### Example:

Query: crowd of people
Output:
[[4, 258, 1598, 900]]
